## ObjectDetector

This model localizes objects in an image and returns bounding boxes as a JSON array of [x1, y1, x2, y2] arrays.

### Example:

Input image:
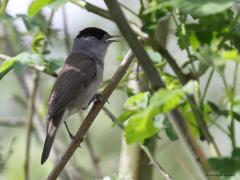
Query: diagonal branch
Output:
[[47, 50, 134, 179], [70, 0, 111, 20], [104, 0, 163, 90]]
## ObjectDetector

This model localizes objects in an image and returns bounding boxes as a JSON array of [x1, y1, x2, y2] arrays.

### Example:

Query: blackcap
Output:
[[41, 27, 116, 164]]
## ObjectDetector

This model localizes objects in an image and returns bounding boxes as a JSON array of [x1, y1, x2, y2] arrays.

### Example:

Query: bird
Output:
[[41, 27, 117, 164]]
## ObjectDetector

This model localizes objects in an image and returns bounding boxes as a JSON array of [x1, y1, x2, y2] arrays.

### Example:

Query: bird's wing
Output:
[[41, 53, 97, 164], [47, 53, 97, 119]]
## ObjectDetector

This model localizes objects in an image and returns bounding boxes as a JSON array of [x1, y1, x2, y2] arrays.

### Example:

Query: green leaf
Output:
[[28, 0, 53, 17], [114, 111, 134, 125], [208, 101, 240, 122], [164, 119, 178, 141], [221, 50, 240, 61], [150, 89, 184, 112], [209, 157, 240, 175], [232, 148, 240, 159], [32, 31, 46, 53], [124, 106, 159, 144], [153, 114, 178, 140], [0, 60, 15, 80], [124, 92, 150, 111], [170, 0, 234, 17]]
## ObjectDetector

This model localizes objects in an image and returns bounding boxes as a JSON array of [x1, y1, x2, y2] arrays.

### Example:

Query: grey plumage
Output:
[[41, 27, 114, 164]]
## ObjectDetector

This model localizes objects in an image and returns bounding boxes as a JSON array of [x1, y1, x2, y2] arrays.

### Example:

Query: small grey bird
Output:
[[41, 27, 116, 164]]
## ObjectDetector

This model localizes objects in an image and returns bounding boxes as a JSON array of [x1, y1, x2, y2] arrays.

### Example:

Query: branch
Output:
[[70, 0, 111, 20], [140, 145, 172, 180], [0, 117, 25, 127], [85, 135, 102, 178], [24, 71, 39, 180], [47, 50, 134, 179], [62, 5, 71, 54], [104, 0, 163, 90]]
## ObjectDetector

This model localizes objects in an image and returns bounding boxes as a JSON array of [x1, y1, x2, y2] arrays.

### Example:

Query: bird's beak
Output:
[[106, 35, 120, 43]]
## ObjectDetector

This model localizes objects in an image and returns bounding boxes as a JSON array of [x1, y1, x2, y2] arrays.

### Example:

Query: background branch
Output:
[[24, 71, 39, 180]]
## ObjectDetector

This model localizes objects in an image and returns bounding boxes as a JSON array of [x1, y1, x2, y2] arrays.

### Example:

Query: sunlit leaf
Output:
[[0, 60, 15, 80], [221, 50, 240, 61], [150, 89, 184, 112], [28, 0, 53, 17], [124, 106, 159, 144], [114, 111, 134, 126], [124, 92, 150, 111], [32, 31, 46, 53]]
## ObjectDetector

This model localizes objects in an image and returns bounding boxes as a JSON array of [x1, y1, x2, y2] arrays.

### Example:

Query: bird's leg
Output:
[[90, 93, 103, 103], [64, 121, 74, 139], [64, 121, 81, 148]]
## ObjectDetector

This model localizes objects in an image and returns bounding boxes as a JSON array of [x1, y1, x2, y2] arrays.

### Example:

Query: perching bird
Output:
[[41, 27, 116, 164]]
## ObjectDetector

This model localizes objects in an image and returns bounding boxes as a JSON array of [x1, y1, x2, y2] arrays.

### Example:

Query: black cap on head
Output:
[[76, 27, 110, 40]]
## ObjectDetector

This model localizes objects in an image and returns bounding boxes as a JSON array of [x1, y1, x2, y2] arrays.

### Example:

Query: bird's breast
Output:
[[69, 63, 103, 113]]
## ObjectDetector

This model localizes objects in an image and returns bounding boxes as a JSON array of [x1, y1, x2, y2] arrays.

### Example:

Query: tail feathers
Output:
[[41, 110, 67, 164], [41, 130, 56, 164]]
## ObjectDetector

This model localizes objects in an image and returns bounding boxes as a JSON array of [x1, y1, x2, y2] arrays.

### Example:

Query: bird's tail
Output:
[[41, 111, 65, 164]]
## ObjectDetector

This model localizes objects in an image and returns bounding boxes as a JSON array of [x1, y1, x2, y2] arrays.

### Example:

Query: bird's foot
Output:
[[82, 93, 109, 110]]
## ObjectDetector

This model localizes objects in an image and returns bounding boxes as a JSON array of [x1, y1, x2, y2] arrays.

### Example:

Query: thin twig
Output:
[[140, 145, 173, 180], [85, 135, 102, 178], [102, 106, 173, 180], [202, 68, 214, 103], [78, 112, 102, 178], [24, 71, 40, 180], [70, 0, 111, 20], [0, 118, 25, 127], [118, 1, 139, 17], [62, 5, 71, 54], [47, 50, 134, 179]]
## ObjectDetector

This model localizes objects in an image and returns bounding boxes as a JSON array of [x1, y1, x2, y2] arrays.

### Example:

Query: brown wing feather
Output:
[[48, 53, 97, 118]]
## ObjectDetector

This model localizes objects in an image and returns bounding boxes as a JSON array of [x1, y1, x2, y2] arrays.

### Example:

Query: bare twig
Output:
[[24, 71, 40, 180], [0, 117, 25, 127], [102, 106, 172, 180], [70, 0, 111, 20], [85, 135, 102, 178], [78, 112, 102, 178], [140, 145, 173, 180], [48, 50, 134, 179], [62, 5, 71, 54]]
